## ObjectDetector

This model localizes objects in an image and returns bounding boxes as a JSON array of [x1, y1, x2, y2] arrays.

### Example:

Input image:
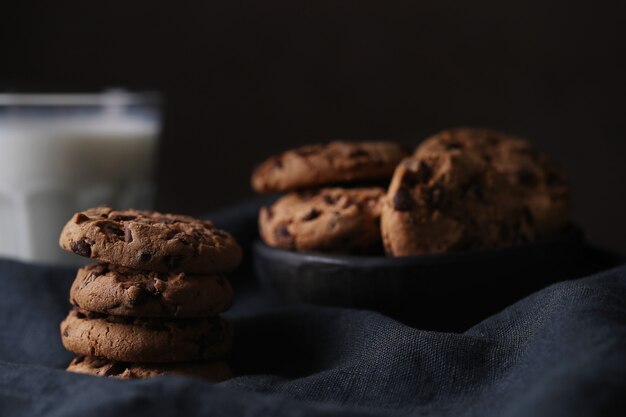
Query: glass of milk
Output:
[[0, 90, 161, 264]]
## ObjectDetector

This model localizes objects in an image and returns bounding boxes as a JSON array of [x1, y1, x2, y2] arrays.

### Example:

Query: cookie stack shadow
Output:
[[59, 207, 242, 381]]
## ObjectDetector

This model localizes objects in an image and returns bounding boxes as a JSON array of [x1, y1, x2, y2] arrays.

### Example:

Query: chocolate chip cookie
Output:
[[60, 309, 232, 363], [59, 207, 242, 274], [259, 187, 385, 252], [67, 356, 232, 381], [381, 128, 569, 256], [70, 263, 233, 318], [252, 141, 408, 193]]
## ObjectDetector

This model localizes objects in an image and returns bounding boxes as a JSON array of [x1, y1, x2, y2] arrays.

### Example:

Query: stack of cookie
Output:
[[252, 141, 408, 253], [58, 207, 242, 380], [252, 130, 569, 256]]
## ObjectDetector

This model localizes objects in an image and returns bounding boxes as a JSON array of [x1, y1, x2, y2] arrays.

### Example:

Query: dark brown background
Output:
[[2, 1, 625, 252]]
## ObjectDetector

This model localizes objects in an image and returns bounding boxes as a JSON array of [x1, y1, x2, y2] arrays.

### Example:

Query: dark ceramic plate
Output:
[[253, 226, 619, 331]]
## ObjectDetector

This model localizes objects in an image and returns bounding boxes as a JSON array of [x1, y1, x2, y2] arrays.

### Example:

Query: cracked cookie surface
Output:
[[60, 309, 232, 363], [381, 128, 569, 256], [59, 207, 242, 274], [259, 187, 385, 253], [252, 141, 408, 193], [67, 355, 232, 381], [70, 263, 233, 318]]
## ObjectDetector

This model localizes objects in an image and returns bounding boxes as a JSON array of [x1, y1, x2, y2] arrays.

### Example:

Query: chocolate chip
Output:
[[323, 195, 339, 205], [402, 162, 432, 186], [138, 251, 153, 262], [89, 357, 108, 368], [425, 184, 445, 210], [98, 222, 124, 237], [275, 224, 294, 247], [104, 362, 127, 376], [63, 329, 69, 337], [275, 224, 291, 239], [392, 187, 413, 211], [70, 239, 92, 258], [109, 214, 137, 221], [273, 157, 284, 169], [124, 225, 133, 243], [74, 356, 85, 364], [264, 207, 274, 220], [192, 230, 208, 243], [163, 255, 183, 269], [301, 209, 320, 221], [445, 141, 463, 150], [78, 309, 106, 319], [518, 167, 538, 186], [349, 148, 369, 158], [74, 213, 89, 224]]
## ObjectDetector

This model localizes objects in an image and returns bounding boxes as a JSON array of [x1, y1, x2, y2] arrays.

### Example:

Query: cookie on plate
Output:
[[252, 141, 408, 193], [259, 187, 385, 252], [60, 309, 232, 363], [59, 207, 242, 274], [415, 128, 569, 237], [67, 356, 232, 381], [381, 128, 569, 256], [70, 263, 233, 318]]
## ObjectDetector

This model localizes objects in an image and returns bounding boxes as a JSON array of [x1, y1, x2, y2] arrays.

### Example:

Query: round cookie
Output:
[[59, 207, 242, 274], [381, 128, 569, 256], [415, 128, 569, 237], [61, 309, 232, 363], [70, 263, 234, 318], [67, 356, 232, 381], [252, 141, 408, 193], [259, 187, 385, 253]]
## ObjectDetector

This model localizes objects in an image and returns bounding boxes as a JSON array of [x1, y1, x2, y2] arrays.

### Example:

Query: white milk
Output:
[[0, 92, 160, 264]]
